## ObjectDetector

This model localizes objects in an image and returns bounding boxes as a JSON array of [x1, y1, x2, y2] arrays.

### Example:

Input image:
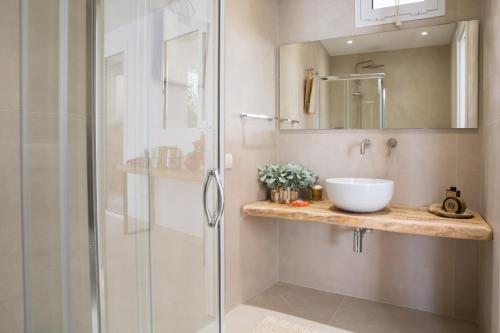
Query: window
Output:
[[355, 0, 446, 27], [373, 0, 424, 9]]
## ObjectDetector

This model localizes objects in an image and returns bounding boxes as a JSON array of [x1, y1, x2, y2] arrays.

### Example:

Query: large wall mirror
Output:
[[279, 20, 479, 130]]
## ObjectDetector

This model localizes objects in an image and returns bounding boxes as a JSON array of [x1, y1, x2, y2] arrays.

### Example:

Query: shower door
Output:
[[319, 76, 385, 129], [96, 1, 222, 332]]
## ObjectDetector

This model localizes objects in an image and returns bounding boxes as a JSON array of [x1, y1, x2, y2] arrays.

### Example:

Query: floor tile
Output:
[[225, 304, 351, 333], [245, 282, 344, 324], [329, 296, 478, 333]]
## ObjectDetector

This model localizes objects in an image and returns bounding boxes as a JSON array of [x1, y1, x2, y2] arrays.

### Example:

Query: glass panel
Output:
[[351, 78, 383, 129], [98, 1, 152, 331], [99, 1, 220, 333], [372, 0, 424, 9], [318, 78, 383, 129], [151, 1, 220, 331], [20, 0, 91, 331], [319, 80, 348, 129]]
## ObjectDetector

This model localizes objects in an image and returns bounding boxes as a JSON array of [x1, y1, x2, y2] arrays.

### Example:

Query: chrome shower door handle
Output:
[[203, 169, 225, 228]]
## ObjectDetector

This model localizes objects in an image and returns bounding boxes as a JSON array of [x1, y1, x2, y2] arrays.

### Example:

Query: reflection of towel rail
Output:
[[240, 113, 300, 125], [240, 113, 274, 121], [280, 118, 300, 125], [319, 73, 385, 81]]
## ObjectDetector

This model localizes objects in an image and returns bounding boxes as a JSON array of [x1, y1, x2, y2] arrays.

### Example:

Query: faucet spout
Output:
[[360, 139, 372, 155]]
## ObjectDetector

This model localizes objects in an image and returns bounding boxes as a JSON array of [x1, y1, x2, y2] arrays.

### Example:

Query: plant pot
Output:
[[270, 188, 280, 202], [278, 187, 289, 204], [270, 187, 300, 203]]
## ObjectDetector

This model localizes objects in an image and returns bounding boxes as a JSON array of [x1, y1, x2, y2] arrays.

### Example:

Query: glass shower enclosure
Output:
[[318, 74, 385, 129], [19, 0, 223, 332]]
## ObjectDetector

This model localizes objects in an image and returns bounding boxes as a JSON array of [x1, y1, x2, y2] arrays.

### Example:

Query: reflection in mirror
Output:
[[163, 30, 206, 129], [104, 53, 125, 216], [279, 20, 479, 129]]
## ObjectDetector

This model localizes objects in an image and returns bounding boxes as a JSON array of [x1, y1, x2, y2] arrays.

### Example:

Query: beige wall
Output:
[[330, 45, 452, 128], [278, 130, 481, 320], [275, 0, 483, 322], [479, 0, 500, 331], [0, 0, 23, 332], [224, 0, 280, 311]]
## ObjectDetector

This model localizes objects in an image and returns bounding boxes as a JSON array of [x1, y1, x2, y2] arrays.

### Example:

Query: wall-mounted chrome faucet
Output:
[[360, 139, 372, 155]]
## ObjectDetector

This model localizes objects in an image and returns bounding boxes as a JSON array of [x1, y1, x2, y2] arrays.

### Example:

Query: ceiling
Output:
[[320, 23, 457, 57]]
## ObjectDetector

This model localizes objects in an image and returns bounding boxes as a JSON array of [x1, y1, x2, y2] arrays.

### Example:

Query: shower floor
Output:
[[225, 282, 478, 333]]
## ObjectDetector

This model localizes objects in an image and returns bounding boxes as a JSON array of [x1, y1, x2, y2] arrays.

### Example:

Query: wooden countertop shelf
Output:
[[242, 200, 492, 241], [117, 165, 203, 182]]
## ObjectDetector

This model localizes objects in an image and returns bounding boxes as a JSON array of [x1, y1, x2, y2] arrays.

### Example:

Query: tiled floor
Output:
[[241, 282, 478, 333], [224, 305, 350, 333]]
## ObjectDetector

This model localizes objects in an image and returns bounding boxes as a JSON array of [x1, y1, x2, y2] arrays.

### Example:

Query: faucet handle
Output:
[[386, 138, 398, 157], [360, 139, 372, 155], [387, 138, 398, 148]]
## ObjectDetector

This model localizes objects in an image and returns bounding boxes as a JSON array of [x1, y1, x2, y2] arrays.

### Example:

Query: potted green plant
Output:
[[258, 163, 316, 203], [283, 163, 316, 201], [258, 164, 283, 202]]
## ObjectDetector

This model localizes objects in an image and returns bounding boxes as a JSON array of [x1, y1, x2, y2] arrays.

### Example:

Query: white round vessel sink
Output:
[[325, 178, 394, 213]]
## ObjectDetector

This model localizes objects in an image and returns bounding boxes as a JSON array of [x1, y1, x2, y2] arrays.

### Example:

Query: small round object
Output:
[[442, 197, 463, 214]]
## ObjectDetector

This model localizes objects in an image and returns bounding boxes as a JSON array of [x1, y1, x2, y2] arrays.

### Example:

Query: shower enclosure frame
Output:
[[86, 0, 101, 332], [85, 0, 226, 332], [317, 73, 385, 129]]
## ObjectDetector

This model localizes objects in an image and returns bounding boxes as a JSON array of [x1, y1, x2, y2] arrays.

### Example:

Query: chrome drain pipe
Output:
[[353, 228, 372, 253]]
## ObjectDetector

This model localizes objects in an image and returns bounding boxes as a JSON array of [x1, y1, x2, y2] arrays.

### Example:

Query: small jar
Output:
[[290, 189, 299, 201], [270, 188, 280, 202], [311, 184, 323, 201]]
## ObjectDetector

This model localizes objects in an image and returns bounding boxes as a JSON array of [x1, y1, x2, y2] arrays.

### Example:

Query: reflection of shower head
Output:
[[362, 63, 384, 69], [355, 60, 384, 73]]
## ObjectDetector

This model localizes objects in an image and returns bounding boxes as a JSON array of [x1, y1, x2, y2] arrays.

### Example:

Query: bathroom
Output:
[[1, 0, 499, 332]]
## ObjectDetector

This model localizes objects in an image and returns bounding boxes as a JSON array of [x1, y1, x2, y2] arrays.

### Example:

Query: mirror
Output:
[[279, 20, 479, 130]]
